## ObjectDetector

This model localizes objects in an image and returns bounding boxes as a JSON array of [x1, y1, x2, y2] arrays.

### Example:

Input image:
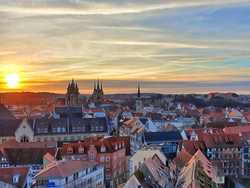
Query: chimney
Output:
[[159, 147, 162, 152], [53, 159, 56, 165], [62, 157, 65, 163]]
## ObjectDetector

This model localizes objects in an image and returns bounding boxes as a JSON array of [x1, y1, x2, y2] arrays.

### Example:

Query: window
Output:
[[106, 165, 110, 170], [106, 156, 110, 162], [114, 163, 116, 169], [44, 128, 48, 133], [67, 149, 73, 154], [37, 138, 41, 142], [72, 127, 76, 132], [119, 144, 121, 149], [106, 173, 110, 179], [90, 154, 95, 159], [57, 127, 61, 132], [115, 145, 118, 150], [79, 149, 84, 153], [100, 126, 104, 131], [114, 171, 117, 177], [51, 137, 54, 141], [71, 136, 74, 141], [119, 152, 121, 158], [64, 137, 67, 141], [37, 128, 41, 133], [57, 137, 61, 141], [44, 137, 47, 141], [100, 156, 104, 162], [82, 127, 85, 132], [119, 161, 121, 166], [122, 142, 124, 147], [101, 147, 106, 152], [91, 126, 94, 131], [114, 155, 117, 160], [2, 139, 6, 143], [52, 128, 56, 133], [77, 127, 81, 132], [95, 126, 99, 131], [62, 127, 66, 132], [119, 169, 121, 175], [219, 176, 222, 182], [78, 136, 81, 141]]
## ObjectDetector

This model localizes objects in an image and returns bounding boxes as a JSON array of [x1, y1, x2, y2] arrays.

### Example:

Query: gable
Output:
[[124, 174, 142, 188], [15, 119, 34, 142]]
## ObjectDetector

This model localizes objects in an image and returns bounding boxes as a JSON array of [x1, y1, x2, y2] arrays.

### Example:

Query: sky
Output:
[[1, 0, 250, 94]]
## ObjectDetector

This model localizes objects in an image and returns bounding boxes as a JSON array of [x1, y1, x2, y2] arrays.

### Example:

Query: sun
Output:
[[4, 73, 21, 88]]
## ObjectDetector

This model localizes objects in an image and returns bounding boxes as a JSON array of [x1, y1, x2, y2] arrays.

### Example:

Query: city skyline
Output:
[[1, 0, 250, 94]]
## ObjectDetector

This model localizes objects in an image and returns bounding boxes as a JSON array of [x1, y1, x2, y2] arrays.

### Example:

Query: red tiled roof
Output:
[[61, 136, 131, 156], [202, 133, 243, 148], [34, 160, 96, 179], [223, 125, 250, 134], [0, 166, 30, 187], [43, 152, 58, 163], [172, 149, 192, 169], [183, 140, 206, 155]]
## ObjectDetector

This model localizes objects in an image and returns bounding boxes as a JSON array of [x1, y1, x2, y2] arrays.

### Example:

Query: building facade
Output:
[[60, 136, 129, 188]]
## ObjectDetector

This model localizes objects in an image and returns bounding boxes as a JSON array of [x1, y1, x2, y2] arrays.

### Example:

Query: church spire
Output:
[[94, 80, 96, 90], [97, 77, 100, 89], [137, 83, 141, 98], [76, 83, 78, 89], [101, 81, 103, 91]]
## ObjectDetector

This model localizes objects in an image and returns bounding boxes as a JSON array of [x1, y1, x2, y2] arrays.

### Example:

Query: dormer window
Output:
[[67, 147, 73, 154], [115, 145, 118, 150], [13, 174, 20, 183], [119, 144, 121, 149], [122, 142, 124, 147], [101, 147, 106, 152], [79, 149, 84, 153], [37, 128, 41, 133]]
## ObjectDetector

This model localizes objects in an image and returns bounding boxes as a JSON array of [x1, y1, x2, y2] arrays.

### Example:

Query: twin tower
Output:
[[66, 79, 104, 106]]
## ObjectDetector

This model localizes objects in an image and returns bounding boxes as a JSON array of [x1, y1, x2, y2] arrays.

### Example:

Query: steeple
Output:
[[76, 83, 78, 89], [137, 83, 141, 98], [68, 83, 70, 88], [72, 78, 74, 84], [101, 82, 103, 91], [97, 77, 100, 89], [94, 81, 96, 90]]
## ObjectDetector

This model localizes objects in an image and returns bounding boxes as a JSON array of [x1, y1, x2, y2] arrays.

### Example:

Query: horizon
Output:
[[1, 1, 250, 94]]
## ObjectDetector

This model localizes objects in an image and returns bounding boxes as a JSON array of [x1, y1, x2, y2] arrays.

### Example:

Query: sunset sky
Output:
[[1, 0, 250, 94]]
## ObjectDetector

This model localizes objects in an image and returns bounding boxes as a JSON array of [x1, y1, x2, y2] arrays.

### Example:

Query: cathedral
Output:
[[90, 78, 104, 103], [66, 79, 85, 106]]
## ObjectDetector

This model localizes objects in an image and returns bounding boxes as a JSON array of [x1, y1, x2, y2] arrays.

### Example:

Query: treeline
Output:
[[174, 95, 250, 108]]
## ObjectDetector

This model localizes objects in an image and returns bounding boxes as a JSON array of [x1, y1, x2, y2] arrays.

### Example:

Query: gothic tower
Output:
[[91, 78, 104, 103], [66, 79, 85, 106], [136, 84, 142, 113]]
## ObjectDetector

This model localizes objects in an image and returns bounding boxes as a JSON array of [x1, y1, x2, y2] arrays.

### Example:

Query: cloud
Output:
[[0, 0, 249, 15]]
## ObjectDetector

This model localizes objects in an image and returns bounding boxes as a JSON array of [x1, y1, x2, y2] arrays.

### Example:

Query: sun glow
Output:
[[4, 73, 21, 88]]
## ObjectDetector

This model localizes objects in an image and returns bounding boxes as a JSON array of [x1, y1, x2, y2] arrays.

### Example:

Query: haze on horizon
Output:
[[1, 0, 250, 94]]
